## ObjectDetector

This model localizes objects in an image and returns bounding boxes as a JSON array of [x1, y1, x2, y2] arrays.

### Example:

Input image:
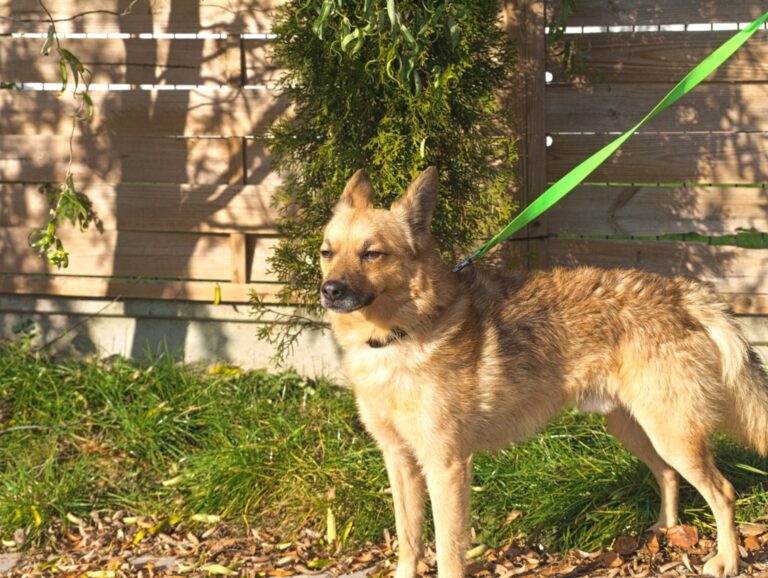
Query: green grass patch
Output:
[[1, 342, 767, 553]]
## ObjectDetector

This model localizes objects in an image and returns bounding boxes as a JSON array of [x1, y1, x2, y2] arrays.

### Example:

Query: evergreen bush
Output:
[[254, 0, 519, 357]]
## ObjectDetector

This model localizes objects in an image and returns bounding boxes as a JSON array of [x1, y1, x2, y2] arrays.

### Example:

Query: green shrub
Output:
[[255, 0, 518, 355]]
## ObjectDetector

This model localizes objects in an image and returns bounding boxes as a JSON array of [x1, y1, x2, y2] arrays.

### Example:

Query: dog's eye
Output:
[[362, 250, 384, 261], [320, 249, 333, 259]]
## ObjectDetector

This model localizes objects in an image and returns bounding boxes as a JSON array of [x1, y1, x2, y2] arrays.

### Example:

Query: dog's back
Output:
[[444, 266, 768, 453]]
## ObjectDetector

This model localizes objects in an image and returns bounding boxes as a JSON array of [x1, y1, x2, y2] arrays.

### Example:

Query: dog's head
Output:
[[319, 167, 439, 314]]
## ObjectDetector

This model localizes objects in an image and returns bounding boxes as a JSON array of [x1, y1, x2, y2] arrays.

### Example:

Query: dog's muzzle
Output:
[[320, 280, 374, 313]]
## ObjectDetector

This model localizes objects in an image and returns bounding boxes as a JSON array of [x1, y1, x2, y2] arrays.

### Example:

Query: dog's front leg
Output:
[[424, 454, 473, 578], [383, 446, 426, 578]]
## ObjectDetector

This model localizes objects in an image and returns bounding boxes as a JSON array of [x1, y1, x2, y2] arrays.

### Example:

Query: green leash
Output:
[[453, 10, 768, 273]]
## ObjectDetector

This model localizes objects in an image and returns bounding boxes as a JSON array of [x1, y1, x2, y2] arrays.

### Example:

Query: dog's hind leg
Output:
[[605, 408, 679, 530], [631, 409, 739, 578]]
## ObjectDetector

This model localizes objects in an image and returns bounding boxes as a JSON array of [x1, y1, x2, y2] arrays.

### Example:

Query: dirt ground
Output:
[[4, 514, 768, 577]]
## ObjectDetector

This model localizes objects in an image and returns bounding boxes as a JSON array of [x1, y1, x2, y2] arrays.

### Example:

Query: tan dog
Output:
[[319, 167, 768, 578]]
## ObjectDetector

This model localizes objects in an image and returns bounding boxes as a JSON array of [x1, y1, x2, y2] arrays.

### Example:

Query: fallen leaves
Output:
[[4, 514, 768, 578], [665, 525, 699, 549], [612, 535, 639, 556]]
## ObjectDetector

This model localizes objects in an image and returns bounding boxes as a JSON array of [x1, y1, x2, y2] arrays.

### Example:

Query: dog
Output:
[[319, 167, 768, 578]]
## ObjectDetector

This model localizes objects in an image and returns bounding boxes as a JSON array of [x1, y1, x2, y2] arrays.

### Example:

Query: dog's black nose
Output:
[[322, 280, 347, 301]]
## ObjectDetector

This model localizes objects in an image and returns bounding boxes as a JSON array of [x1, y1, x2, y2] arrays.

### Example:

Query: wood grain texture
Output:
[[244, 138, 280, 186], [0, 37, 235, 85], [548, 31, 768, 84], [546, 84, 768, 134], [0, 135, 245, 185], [550, 0, 767, 27], [0, 0, 284, 34], [0, 226, 278, 282], [547, 133, 768, 185], [0, 275, 283, 303], [727, 294, 768, 316], [229, 232, 248, 283], [0, 182, 280, 233], [504, 0, 547, 270], [243, 39, 284, 85], [546, 186, 768, 236], [0, 89, 289, 137], [549, 238, 768, 297]]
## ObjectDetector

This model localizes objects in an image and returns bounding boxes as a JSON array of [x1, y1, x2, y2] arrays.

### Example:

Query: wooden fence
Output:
[[540, 0, 768, 314], [0, 0, 286, 304], [1, 0, 768, 314]]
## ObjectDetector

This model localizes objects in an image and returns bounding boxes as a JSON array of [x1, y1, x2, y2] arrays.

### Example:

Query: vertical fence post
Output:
[[503, 0, 548, 271], [229, 232, 248, 283]]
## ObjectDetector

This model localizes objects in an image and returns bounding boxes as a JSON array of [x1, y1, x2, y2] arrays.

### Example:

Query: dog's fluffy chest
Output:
[[345, 343, 444, 458], [345, 342, 431, 395]]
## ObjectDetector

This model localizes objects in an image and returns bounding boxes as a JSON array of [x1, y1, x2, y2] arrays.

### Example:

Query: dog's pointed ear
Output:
[[336, 169, 374, 210], [392, 166, 439, 241]]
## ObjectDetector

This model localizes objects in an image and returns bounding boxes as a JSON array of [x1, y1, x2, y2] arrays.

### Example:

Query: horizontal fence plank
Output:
[[0, 0, 282, 34], [0, 135, 246, 185], [726, 295, 768, 316], [0, 89, 289, 137], [548, 31, 768, 84], [550, 1, 767, 27], [0, 182, 280, 233], [547, 186, 768, 236], [546, 84, 768, 134], [0, 275, 282, 303], [547, 133, 768, 185], [549, 238, 768, 299], [0, 226, 277, 282], [0, 37, 237, 85]]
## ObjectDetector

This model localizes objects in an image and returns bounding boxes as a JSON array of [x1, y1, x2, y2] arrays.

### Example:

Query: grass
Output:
[[1, 341, 768, 554]]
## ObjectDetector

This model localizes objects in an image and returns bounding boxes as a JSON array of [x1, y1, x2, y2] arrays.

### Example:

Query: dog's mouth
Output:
[[320, 290, 375, 313]]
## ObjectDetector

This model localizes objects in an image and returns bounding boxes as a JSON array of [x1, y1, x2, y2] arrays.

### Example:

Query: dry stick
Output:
[[39, 0, 93, 179], [0, 425, 52, 436]]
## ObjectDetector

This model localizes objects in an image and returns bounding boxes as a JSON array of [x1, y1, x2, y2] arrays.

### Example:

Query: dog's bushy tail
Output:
[[698, 293, 768, 456]]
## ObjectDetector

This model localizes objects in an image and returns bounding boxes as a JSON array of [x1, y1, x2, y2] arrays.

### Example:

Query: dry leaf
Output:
[[465, 561, 485, 575], [466, 545, 487, 560], [191, 514, 221, 525], [744, 535, 761, 551], [600, 551, 623, 568], [539, 563, 576, 576], [614, 536, 639, 556], [657, 561, 683, 573], [276, 555, 298, 566], [643, 531, 661, 556], [524, 556, 540, 569], [202, 563, 237, 575], [325, 507, 337, 546], [666, 525, 699, 549], [740, 524, 767, 538], [681, 552, 696, 574]]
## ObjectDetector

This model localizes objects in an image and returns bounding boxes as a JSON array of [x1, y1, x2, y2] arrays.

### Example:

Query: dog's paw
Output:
[[702, 553, 739, 578], [393, 563, 418, 578]]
